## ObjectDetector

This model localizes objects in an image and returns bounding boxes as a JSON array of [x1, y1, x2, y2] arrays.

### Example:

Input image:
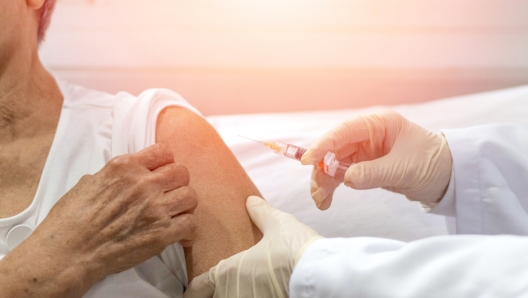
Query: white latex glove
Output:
[[301, 109, 452, 210], [183, 196, 322, 298]]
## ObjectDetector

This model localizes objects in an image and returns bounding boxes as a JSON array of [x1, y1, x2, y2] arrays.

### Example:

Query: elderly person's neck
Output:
[[0, 0, 64, 218], [0, 44, 62, 143], [0, 43, 63, 217]]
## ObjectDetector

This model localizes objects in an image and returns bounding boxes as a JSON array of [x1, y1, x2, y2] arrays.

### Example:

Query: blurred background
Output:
[[39, 0, 528, 115]]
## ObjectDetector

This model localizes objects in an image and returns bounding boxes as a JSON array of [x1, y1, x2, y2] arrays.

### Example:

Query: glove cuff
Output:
[[423, 133, 453, 207], [294, 236, 324, 268]]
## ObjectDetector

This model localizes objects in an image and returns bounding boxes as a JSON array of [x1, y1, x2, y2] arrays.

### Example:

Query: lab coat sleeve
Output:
[[432, 124, 528, 235], [290, 124, 528, 297], [290, 236, 528, 298]]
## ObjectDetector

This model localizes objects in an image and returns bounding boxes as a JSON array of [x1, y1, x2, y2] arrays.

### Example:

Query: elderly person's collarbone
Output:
[[0, 131, 54, 218]]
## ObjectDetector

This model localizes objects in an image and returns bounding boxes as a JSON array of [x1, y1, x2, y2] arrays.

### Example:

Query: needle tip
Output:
[[238, 135, 264, 143]]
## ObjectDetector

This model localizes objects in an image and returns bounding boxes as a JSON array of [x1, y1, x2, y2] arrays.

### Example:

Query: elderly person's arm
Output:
[[0, 145, 198, 297], [157, 107, 263, 280]]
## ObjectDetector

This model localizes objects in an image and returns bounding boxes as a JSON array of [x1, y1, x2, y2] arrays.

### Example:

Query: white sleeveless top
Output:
[[0, 80, 201, 297]]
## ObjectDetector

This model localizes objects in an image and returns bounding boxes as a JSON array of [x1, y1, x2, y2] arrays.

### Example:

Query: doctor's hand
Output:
[[301, 109, 452, 210], [184, 196, 322, 298]]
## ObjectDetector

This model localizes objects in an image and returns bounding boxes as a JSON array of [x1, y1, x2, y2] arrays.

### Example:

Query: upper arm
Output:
[[156, 106, 262, 281]]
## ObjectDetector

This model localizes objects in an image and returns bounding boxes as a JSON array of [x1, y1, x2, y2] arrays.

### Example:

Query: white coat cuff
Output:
[[290, 237, 404, 297], [290, 238, 323, 298], [440, 128, 483, 234], [429, 168, 456, 217]]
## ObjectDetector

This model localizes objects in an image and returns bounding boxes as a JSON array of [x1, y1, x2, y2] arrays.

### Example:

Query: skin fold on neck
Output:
[[0, 50, 62, 142]]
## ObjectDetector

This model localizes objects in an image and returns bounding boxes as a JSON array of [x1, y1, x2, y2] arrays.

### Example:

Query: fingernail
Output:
[[300, 154, 311, 165], [316, 199, 324, 209], [317, 198, 331, 210], [312, 190, 324, 205], [344, 170, 356, 188]]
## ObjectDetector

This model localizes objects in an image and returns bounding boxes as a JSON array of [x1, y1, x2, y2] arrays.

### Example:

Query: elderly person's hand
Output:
[[0, 143, 198, 297]]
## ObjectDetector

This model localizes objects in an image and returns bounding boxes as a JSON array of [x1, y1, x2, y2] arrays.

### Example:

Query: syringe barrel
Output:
[[284, 144, 307, 161]]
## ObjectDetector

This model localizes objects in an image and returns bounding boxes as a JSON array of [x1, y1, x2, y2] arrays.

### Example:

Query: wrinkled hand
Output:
[[32, 143, 198, 282], [301, 109, 452, 210], [184, 196, 322, 298]]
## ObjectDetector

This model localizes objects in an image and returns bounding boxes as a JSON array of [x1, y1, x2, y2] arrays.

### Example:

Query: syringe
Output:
[[239, 136, 351, 177]]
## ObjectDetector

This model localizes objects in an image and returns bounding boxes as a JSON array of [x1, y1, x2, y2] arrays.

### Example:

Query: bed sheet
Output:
[[207, 85, 528, 241]]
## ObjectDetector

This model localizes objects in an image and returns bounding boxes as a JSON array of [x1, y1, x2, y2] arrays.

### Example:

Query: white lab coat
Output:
[[290, 124, 528, 298]]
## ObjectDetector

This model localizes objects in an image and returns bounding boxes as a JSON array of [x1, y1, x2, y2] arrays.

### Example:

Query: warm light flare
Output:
[[223, 0, 329, 27], [41, 0, 528, 115]]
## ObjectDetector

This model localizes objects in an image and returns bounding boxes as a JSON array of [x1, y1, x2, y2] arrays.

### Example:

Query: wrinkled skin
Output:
[[0, 144, 198, 297]]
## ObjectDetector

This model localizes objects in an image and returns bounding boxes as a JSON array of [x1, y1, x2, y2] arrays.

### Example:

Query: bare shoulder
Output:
[[156, 106, 223, 168], [156, 106, 211, 144], [155, 106, 262, 281]]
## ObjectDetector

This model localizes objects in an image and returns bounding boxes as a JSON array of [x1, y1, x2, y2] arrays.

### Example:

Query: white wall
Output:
[[40, 0, 528, 115]]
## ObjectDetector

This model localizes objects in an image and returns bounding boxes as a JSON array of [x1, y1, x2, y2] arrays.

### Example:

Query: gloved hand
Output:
[[301, 109, 452, 210], [183, 196, 322, 298]]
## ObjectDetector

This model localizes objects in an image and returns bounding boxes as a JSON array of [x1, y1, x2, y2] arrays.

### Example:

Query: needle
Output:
[[238, 135, 265, 144]]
